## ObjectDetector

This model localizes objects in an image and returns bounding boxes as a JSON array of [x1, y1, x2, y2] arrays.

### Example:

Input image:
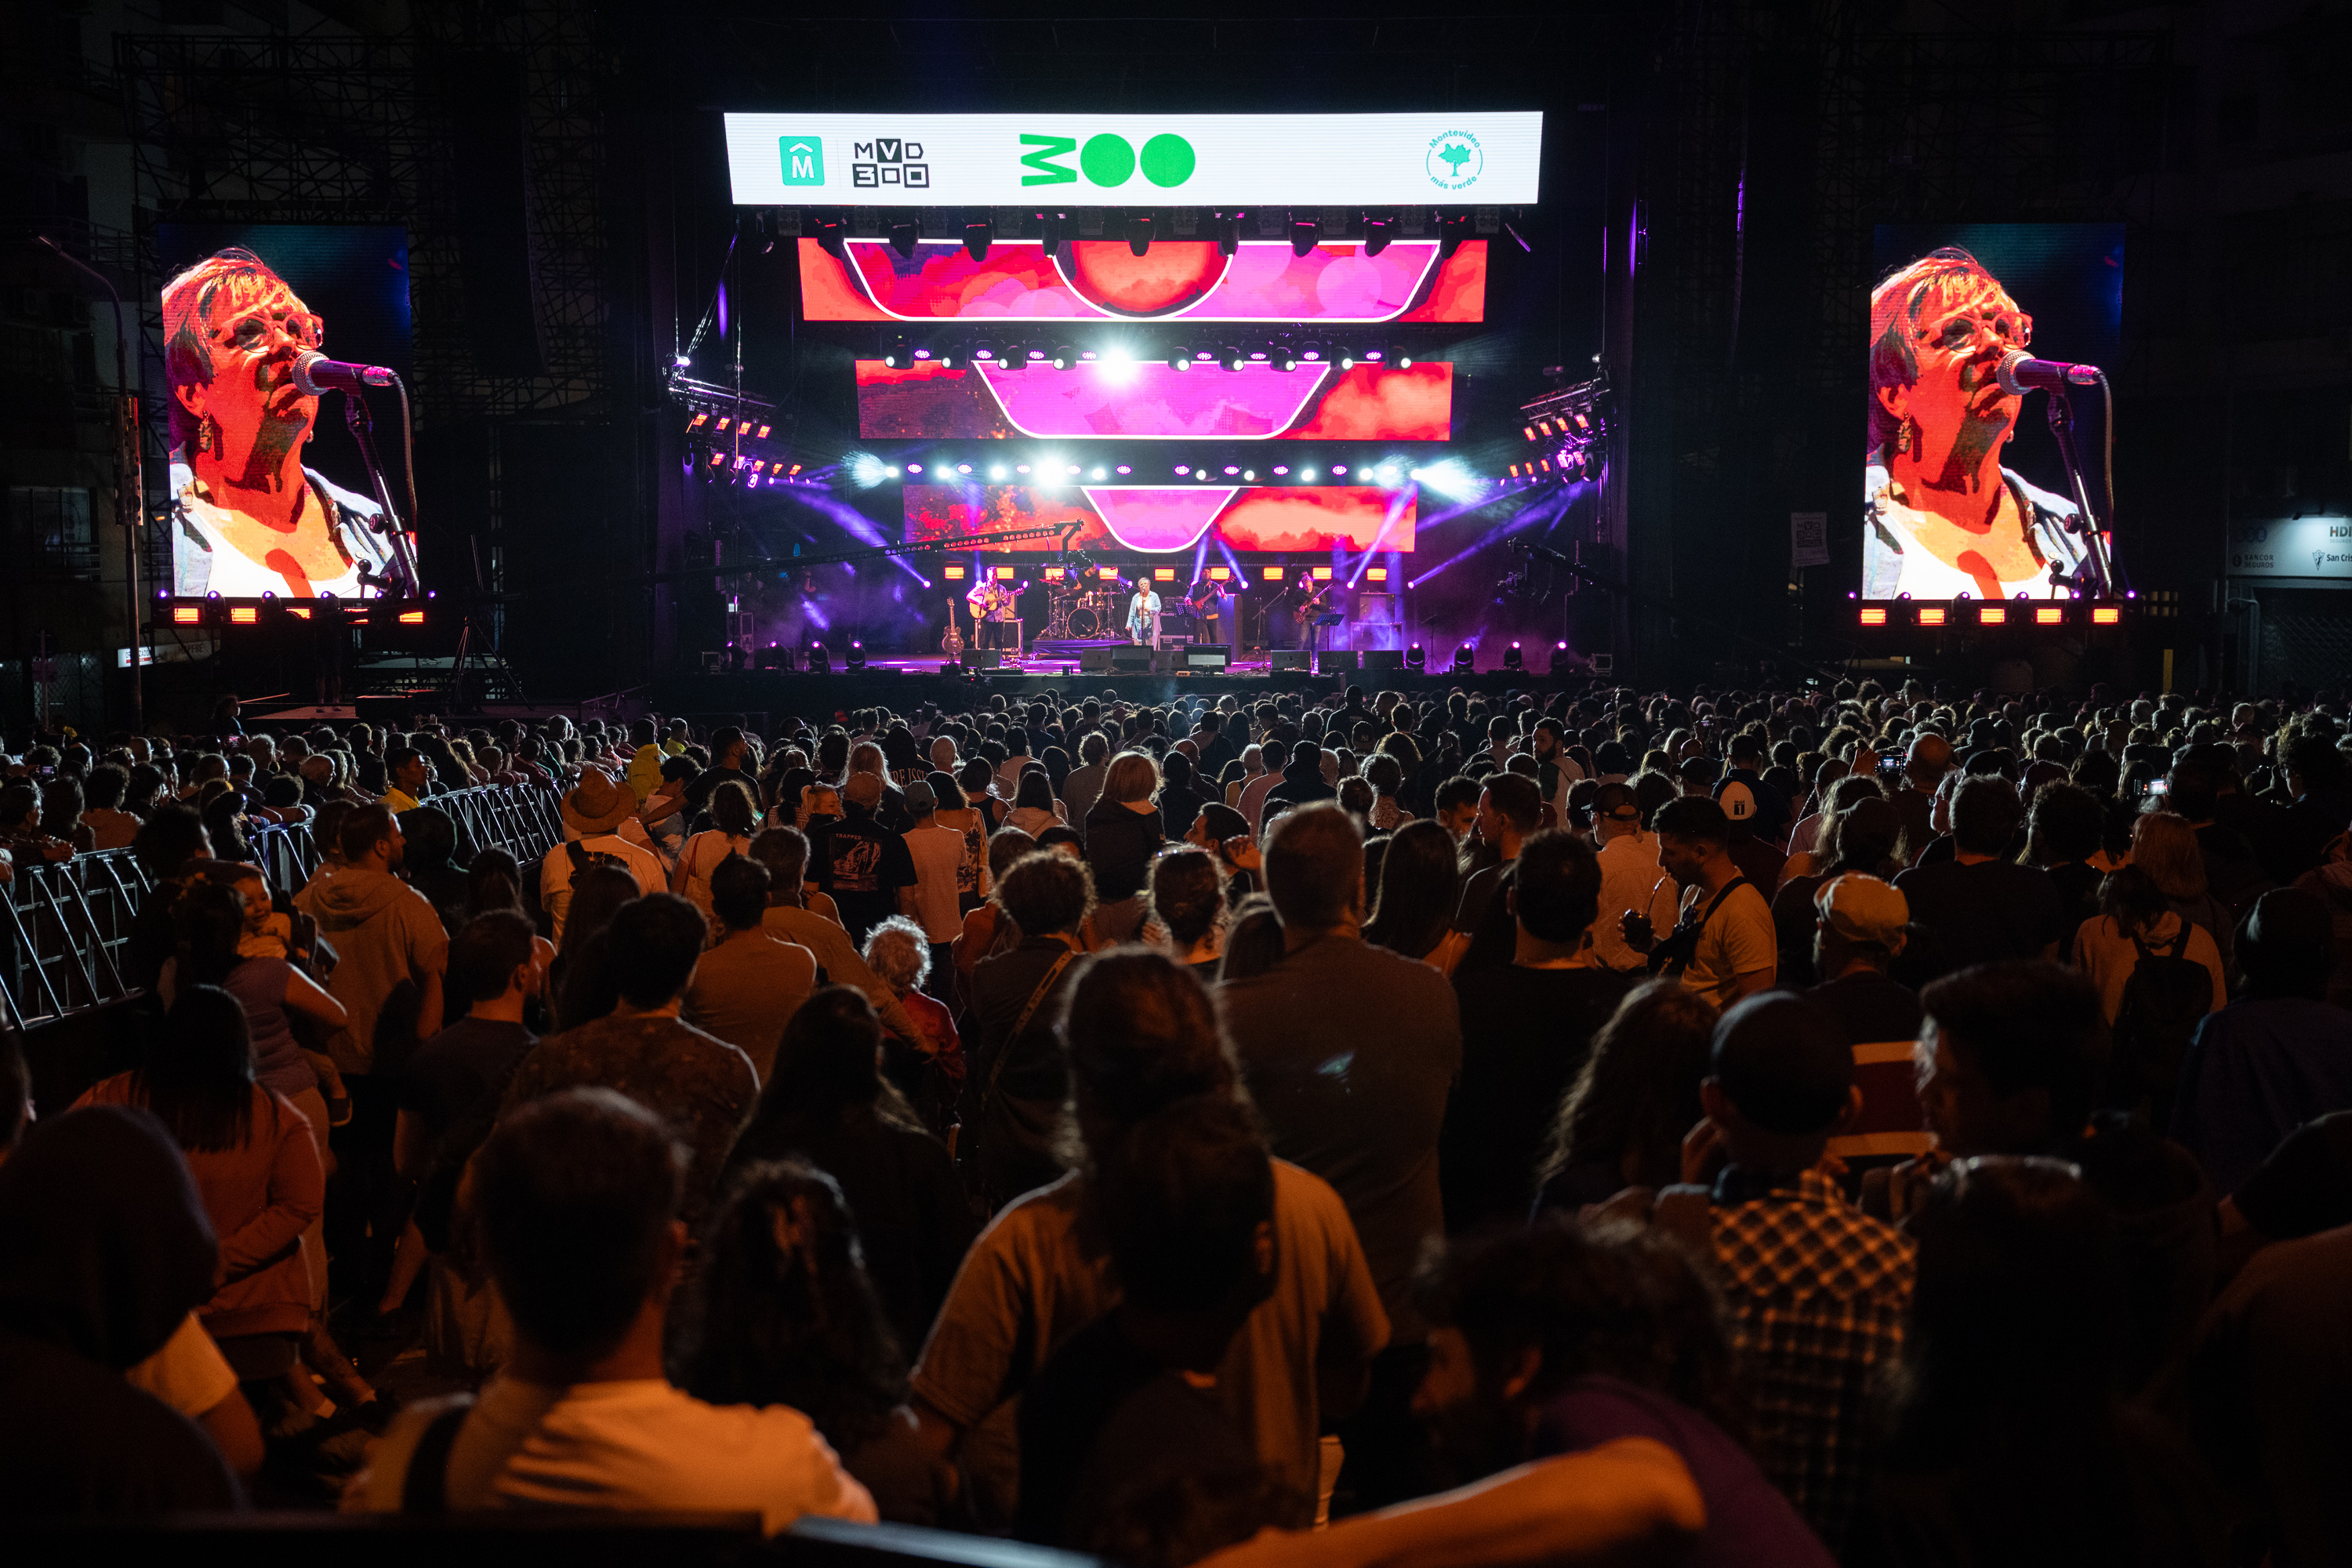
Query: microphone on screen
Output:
[[1996, 349, 2103, 396], [292, 350, 398, 397]]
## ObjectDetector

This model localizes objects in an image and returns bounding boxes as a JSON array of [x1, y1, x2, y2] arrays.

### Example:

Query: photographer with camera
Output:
[[1620, 797, 1776, 1008]]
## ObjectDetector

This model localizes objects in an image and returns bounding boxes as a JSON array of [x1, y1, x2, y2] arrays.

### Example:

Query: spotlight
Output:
[[999, 341, 1025, 370], [1220, 345, 1247, 372], [1363, 212, 1393, 257], [1453, 643, 1475, 673], [989, 465, 1009, 480], [1290, 216, 1319, 258], [1168, 343, 1192, 370], [1126, 212, 1154, 257], [845, 640, 867, 671], [1439, 212, 1473, 260], [881, 334, 908, 369], [1298, 341, 1326, 364], [1274, 345, 1298, 372], [1214, 211, 1239, 256], [1392, 345, 1414, 369], [917, 341, 953, 368], [1504, 641, 1523, 671], [1115, 464, 1131, 474], [1027, 344, 1051, 365], [972, 341, 1000, 364], [808, 641, 832, 673], [813, 214, 846, 259], [956, 463, 973, 474], [888, 219, 920, 259], [1406, 644, 1426, 671], [964, 219, 993, 263]]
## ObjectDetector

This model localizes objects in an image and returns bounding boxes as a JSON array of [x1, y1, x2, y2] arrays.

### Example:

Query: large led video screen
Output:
[[802, 239, 1486, 323], [157, 224, 415, 599], [1865, 223, 2123, 601], [904, 484, 1416, 555], [856, 359, 1454, 441]]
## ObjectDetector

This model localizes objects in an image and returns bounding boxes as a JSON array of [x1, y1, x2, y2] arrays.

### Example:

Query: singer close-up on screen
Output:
[[1864, 223, 2124, 601], [157, 226, 416, 599]]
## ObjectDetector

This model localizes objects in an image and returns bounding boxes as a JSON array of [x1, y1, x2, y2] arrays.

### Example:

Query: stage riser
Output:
[[647, 668, 1596, 719]]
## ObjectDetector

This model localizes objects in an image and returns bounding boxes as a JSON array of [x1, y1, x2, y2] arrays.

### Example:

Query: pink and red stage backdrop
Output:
[[856, 359, 1452, 441], [904, 483, 1416, 554], [803, 239, 1486, 322]]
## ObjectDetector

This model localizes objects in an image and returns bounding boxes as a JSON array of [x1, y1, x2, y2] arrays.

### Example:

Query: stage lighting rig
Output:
[[1507, 365, 1613, 487], [964, 217, 993, 263], [1290, 216, 1320, 258], [1362, 212, 1394, 256], [1126, 212, 1155, 257], [888, 217, 922, 259]]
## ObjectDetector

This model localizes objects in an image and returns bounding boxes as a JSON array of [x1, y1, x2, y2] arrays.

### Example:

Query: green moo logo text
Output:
[[1019, 132, 1196, 189]]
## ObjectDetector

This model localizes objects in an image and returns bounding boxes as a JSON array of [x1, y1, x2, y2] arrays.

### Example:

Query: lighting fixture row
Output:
[[769, 205, 1507, 263], [1856, 602, 2128, 628], [880, 336, 1414, 373], [900, 458, 1410, 486], [933, 564, 1390, 586]]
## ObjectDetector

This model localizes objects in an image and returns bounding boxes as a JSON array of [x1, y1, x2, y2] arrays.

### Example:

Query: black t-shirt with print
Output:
[[813, 811, 918, 943]]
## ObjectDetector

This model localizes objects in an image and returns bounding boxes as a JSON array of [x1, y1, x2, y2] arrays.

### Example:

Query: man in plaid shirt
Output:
[[1637, 992, 1917, 1551]]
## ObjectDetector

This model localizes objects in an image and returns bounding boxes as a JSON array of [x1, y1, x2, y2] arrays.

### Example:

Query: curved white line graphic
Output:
[[1080, 485, 1242, 552]]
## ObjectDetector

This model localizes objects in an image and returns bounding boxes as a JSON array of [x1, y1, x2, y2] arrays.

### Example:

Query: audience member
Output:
[[676, 1158, 954, 1523], [964, 851, 1094, 1209], [1361, 818, 1471, 975], [1414, 1221, 1832, 1566], [912, 949, 1384, 1531], [722, 987, 976, 1360], [1083, 753, 1164, 944], [1627, 797, 1776, 1007], [683, 855, 818, 1083], [1894, 776, 2063, 967], [748, 827, 935, 1051], [354, 1090, 877, 1530], [1223, 802, 1460, 1508], [1441, 831, 1630, 1232], [2172, 887, 2352, 1196], [1588, 782, 1679, 975], [1534, 981, 1719, 1212], [501, 893, 757, 1232], [0, 1106, 244, 1514]]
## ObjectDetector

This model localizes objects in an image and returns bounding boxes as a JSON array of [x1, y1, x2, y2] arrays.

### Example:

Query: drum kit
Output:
[[1044, 580, 1122, 639]]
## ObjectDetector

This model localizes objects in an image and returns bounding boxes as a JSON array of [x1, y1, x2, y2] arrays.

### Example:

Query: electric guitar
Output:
[[941, 597, 965, 656]]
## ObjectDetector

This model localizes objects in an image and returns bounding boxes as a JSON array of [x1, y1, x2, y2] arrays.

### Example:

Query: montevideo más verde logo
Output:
[[1428, 130, 1483, 191]]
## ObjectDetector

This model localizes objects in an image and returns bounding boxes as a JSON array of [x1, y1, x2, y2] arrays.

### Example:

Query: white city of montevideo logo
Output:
[[1427, 130, 1483, 191]]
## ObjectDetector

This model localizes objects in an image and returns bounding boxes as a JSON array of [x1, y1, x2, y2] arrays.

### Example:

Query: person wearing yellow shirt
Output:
[[383, 745, 429, 814]]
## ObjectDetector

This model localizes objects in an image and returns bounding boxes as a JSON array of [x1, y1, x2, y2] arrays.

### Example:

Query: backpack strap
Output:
[[985, 947, 1079, 1104], [400, 1399, 475, 1515]]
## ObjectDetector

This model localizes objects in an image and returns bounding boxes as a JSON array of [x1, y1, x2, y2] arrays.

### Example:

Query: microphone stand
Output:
[[2041, 382, 2117, 601], [342, 387, 423, 599]]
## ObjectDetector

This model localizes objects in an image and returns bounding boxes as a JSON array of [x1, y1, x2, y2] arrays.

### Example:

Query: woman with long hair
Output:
[[549, 866, 641, 1031], [1006, 768, 1066, 840], [75, 986, 330, 1396], [672, 1158, 950, 1523], [721, 986, 977, 1359], [2132, 811, 2238, 985], [1534, 981, 1719, 1210], [1363, 819, 1470, 975], [927, 771, 992, 913], [673, 777, 760, 918], [2073, 862, 2225, 1124]]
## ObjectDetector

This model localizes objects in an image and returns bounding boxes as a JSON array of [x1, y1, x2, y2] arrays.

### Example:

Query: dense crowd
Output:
[[5, 675, 2352, 1566]]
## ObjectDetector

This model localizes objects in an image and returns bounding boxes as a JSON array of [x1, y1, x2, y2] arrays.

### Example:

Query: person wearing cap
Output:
[[1805, 874, 1929, 1173], [1587, 781, 1680, 974], [1606, 993, 1915, 1552], [1715, 779, 1789, 892], [543, 768, 665, 944], [1714, 731, 1789, 844], [898, 778, 967, 986], [811, 771, 920, 948], [2172, 887, 2352, 1196], [1626, 797, 1777, 1008]]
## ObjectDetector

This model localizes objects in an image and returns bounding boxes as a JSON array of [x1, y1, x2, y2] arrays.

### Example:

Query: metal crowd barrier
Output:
[[2, 783, 565, 1033]]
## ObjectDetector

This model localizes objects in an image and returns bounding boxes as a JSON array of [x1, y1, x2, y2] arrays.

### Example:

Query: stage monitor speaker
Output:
[[1269, 650, 1312, 673], [1185, 644, 1231, 672], [1111, 644, 1155, 671], [1080, 645, 1116, 673], [1316, 649, 1360, 674], [1360, 648, 1405, 676], [1592, 653, 1615, 675], [960, 648, 1004, 671]]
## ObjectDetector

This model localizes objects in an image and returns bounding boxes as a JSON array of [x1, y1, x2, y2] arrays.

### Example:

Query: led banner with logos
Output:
[[857, 360, 1454, 442], [2228, 517, 2352, 582], [725, 113, 1542, 207]]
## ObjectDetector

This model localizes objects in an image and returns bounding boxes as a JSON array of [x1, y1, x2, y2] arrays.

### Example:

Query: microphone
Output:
[[1997, 349, 2103, 396], [291, 350, 397, 397]]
